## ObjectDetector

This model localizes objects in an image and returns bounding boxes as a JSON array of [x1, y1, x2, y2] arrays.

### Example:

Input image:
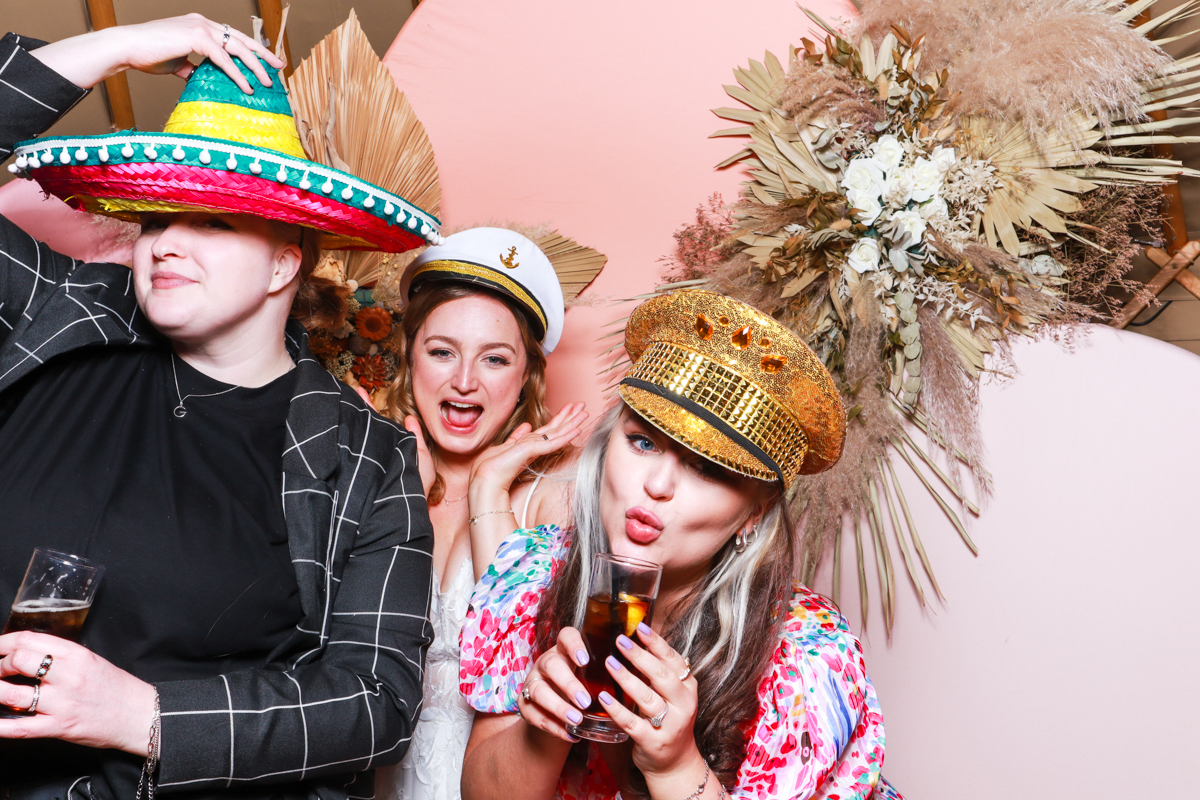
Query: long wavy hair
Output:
[[380, 282, 559, 504], [535, 402, 795, 794]]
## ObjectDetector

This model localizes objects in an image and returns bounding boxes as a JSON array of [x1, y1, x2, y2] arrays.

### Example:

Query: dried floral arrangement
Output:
[[660, 0, 1200, 630]]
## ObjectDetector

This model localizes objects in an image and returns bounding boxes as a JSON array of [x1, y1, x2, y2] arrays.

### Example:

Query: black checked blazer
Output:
[[0, 34, 434, 797]]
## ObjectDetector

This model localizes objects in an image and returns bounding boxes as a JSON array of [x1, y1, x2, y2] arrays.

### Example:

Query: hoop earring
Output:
[[733, 525, 758, 554]]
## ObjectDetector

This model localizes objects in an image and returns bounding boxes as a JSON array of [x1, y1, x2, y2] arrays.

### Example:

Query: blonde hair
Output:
[[537, 402, 793, 794]]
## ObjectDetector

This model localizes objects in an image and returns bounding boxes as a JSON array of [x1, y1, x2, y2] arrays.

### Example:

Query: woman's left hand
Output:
[[0, 631, 157, 755], [597, 623, 703, 780]]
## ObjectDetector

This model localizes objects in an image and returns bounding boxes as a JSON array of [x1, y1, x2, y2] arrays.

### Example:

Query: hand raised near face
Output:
[[467, 402, 588, 506]]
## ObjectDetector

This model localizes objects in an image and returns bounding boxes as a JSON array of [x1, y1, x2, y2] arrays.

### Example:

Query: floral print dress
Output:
[[459, 526, 902, 800]]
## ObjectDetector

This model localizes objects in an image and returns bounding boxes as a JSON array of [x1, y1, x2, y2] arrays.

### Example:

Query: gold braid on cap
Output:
[[619, 289, 845, 484]]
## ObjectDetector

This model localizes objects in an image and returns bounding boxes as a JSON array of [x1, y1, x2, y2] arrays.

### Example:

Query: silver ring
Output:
[[646, 705, 668, 729], [678, 656, 691, 682], [541, 434, 548, 441], [26, 683, 40, 714], [34, 654, 53, 680], [520, 676, 542, 702], [221, 24, 231, 49]]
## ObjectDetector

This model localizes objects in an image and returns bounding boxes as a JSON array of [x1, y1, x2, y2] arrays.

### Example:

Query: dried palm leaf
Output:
[[286, 11, 440, 285]]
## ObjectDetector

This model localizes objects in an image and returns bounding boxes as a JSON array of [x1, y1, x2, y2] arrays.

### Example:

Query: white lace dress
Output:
[[376, 556, 476, 800]]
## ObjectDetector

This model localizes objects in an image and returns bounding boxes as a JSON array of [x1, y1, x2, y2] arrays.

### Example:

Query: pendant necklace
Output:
[[170, 354, 238, 418]]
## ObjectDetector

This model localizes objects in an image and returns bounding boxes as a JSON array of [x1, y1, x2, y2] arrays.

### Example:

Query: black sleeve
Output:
[[0, 33, 93, 345], [155, 432, 435, 790]]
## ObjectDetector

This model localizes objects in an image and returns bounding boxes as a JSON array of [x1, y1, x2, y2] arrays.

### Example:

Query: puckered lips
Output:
[[625, 506, 663, 545], [439, 398, 484, 435]]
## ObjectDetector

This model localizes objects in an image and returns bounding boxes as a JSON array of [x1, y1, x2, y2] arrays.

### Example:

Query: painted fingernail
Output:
[[599, 691, 615, 706], [637, 622, 652, 636], [568, 735, 581, 743], [617, 634, 634, 650], [575, 649, 590, 666], [576, 690, 591, 708], [606, 655, 622, 671], [566, 709, 583, 724]]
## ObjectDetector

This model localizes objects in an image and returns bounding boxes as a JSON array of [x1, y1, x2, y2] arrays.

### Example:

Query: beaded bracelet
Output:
[[468, 509, 515, 525]]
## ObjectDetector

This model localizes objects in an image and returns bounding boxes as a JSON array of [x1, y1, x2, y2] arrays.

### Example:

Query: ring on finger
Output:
[[646, 704, 669, 729], [521, 676, 543, 702], [34, 654, 53, 680], [221, 24, 231, 49], [541, 433, 548, 440], [678, 656, 691, 682], [26, 683, 40, 714]]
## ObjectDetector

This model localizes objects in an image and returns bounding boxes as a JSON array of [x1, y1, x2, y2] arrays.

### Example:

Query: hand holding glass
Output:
[[567, 553, 661, 743], [1, 548, 103, 716]]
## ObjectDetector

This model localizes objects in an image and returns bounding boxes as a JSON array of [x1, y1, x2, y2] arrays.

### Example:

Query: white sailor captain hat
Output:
[[400, 227, 566, 354]]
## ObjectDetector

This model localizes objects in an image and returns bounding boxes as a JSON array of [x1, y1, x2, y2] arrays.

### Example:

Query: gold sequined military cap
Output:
[[619, 289, 845, 484]]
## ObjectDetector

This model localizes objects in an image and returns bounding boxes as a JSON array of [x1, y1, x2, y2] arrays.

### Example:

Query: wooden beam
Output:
[[1175, 268, 1200, 302], [1112, 240, 1200, 328], [257, 0, 294, 77], [84, 0, 135, 130]]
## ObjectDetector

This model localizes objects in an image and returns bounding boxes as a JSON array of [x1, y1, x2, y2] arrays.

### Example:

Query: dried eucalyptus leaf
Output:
[[904, 376, 922, 393], [899, 323, 920, 345], [899, 307, 918, 324], [904, 341, 922, 359], [906, 357, 921, 376]]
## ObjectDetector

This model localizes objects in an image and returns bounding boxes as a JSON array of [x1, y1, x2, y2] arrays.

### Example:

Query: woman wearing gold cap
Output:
[[457, 290, 901, 799], [375, 227, 588, 800]]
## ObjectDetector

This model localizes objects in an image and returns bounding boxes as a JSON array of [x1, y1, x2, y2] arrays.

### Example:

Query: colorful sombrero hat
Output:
[[9, 57, 441, 253], [401, 227, 567, 353], [620, 289, 846, 484]]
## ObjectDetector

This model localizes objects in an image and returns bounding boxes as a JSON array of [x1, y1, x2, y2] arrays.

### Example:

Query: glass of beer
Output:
[[567, 553, 661, 743], [1, 548, 103, 717]]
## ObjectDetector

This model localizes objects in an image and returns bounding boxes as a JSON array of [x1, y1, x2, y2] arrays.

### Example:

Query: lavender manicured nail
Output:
[[637, 622, 652, 636], [599, 691, 615, 706], [566, 709, 583, 724], [576, 690, 591, 708], [606, 655, 622, 671], [575, 649, 590, 665], [616, 634, 633, 650]]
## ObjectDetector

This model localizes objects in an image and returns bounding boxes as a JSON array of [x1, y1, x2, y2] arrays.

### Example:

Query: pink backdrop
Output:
[[5, 1, 1200, 795]]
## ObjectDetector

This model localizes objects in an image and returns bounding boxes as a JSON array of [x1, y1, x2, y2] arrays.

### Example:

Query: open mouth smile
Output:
[[439, 400, 483, 433]]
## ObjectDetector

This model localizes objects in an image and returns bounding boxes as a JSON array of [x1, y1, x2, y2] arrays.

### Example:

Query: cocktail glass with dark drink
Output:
[[567, 553, 661, 743], [1, 548, 103, 717]]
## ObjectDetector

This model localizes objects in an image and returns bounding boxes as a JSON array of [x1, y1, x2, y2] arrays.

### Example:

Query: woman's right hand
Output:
[[467, 402, 588, 511], [516, 626, 593, 742], [31, 14, 283, 94]]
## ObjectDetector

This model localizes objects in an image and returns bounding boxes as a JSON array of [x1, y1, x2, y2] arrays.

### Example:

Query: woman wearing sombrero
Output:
[[458, 290, 901, 799], [0, 15, 436, 799]]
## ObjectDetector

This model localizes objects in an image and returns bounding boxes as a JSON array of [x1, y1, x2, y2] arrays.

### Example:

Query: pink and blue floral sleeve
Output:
[[731, 585, 899, 800], [458, 525, 566, 714]]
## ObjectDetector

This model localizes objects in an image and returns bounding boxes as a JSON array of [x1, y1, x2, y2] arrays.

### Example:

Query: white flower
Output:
[[909, 157, 943, 203], [889, 208, 927, 248], [888, 247, 911, 273], [847, 237, 881, 273], [920, 196, 949, 221], [871, 135, 905, 172], [930, 146, 957, 177], [841, 156, 886, 202], [851, 194, 883, 226], [882, 168, 914, 207]]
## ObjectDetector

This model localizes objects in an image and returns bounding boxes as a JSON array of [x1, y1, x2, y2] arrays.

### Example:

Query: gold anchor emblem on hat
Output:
[[500, 246, 519, 269]]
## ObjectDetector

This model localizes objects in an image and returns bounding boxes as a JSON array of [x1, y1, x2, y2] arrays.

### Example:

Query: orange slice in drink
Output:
[[619, 592, 648, 636]]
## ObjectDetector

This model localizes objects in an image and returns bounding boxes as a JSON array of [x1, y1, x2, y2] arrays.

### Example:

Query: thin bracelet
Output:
[[468, 509, 515, 525], [681, 762, 710, 800], [136, 689, 161, 800]]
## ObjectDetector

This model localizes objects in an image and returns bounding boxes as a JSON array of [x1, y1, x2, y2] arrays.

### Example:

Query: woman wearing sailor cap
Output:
[[376, 226, 594, 800]]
